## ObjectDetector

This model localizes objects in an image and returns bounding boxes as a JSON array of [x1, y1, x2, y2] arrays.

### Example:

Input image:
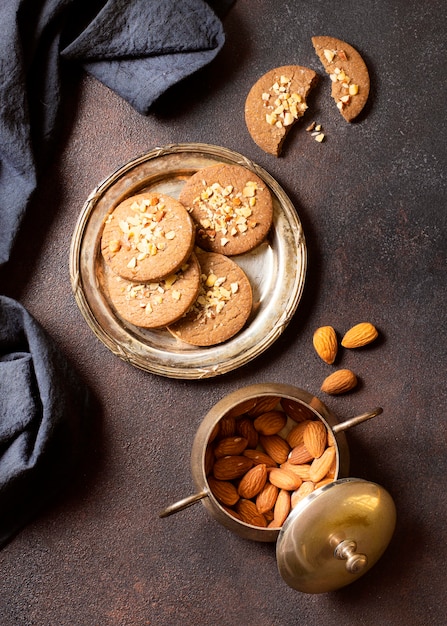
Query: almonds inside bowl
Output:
[[205, 396, 337, 529]]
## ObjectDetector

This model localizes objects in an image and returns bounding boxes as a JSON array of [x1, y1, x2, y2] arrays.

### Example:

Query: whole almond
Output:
[[321, 369, 357, 395], [303, 421, 327, 458], [269, 467, 303, 491], [341, 322, 378, 348], [259, 434, 290, 464], [238, 464, 268, 499], [218, 415, 237, 438], [314, 477, 334, 489], [253, 410, 287, 436], [214, 436, 248, 458], [224, 398, 258, 419], [256, 481, 279, 514], [280, 398, 314, 422], [291, 481, 315, 508], [248, 396, 281, 416], [273, 489, 291, 526], [236, 417, 259, 448], [213, 455, 253, 480], [288, 443, 313, 465], [236, 499, 267, 527], [286, 420, 312, 448], [243, 449, 277, 467], [280, 461, 311, 480], [208, 476, 240, 506], [313, 325, 338, 364], [309, 446, 336, 483]]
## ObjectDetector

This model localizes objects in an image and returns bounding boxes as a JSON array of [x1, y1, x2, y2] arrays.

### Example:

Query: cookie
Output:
[[312, 36, 370, 122], [179, 163, 273, 256], [105, 252, 201, 329], [101, 192, 195, 282], [167, 250, 253, 346], [245, 65, 318, 156]]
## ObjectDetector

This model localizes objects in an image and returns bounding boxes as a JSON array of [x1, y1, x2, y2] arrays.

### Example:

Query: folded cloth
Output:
[[0, 0, 232, 269], [0, 296, 92, 548]]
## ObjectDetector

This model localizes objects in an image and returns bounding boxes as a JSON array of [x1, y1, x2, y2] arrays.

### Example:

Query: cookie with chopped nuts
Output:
[[167, 249, 253, 346], [179, 163, 273, 256], [105, 252, 201, 329], [244, 65, 318, 156], [312, 36, 370, 122], [101, 192, 195, 282]]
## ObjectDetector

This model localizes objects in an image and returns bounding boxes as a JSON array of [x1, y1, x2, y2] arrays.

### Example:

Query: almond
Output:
[[286, 420, 312, 447], [238, 464, 268, 499], [273, 489, 291, 526], [288, 443, 313, 465], [208, 476, 240, 506], [218, 415, 237, 438], [253, 410, 287, 435], [236, 498, 267, 527], [256, 482, 279, 514], [341, 322, 378, 348], [280, 398, 314, 422], [214, 436, 249, 458], [314, 477, 334, 489], [291, 481, 315, 508], [259, 434, 290, 464], [224, 398, 258, 419], [213, 455, 253, 480], [321, 369, 357, 395], [309, 446, 336, 483], [248, 396, 281, 416], [280, 461, 311, 480], [204, 444, 214, 476], [313, 325, 338, 364], [269, 467, 302, 491], [303, 421, 327, 458], [243, 449, 277, 467], [236, 417, 259, 448]]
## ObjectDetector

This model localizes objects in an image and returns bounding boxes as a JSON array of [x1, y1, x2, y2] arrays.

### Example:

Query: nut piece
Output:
[[208, 477, 240, 507], [214, 436, 248, 458], [213, 455, 253, 480], [236, 499, 268, 527], [253, 410, 287, 436], [269, 468, 303, 491], [320, 369, 358, 395], [238, 464, 268, 499], [256, 482, 279, 514], [341, 322, 379, 348], [303, 421, 328, 458], [259, 434, 291, 465], [313, 325, 338, 364], [309, 446, 336, 483]]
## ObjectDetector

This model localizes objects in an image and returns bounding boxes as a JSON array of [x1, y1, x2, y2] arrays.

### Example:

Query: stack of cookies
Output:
[[101, 163, 273, 347]]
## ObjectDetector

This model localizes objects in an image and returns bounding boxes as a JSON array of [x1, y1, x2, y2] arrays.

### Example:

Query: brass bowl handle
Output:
[[159, 490, 208, 518], [332, 407, 383, 433]]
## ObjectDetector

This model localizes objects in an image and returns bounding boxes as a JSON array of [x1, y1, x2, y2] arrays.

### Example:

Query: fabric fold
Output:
[[0, 296, 92, 548]]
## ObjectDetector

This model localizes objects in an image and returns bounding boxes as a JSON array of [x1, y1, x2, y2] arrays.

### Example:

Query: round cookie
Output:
[[179, 163, 273, 256], [245, 65, 319, 156], [167, 250, 253, 346], [101, 192, 195, 282], [312, 36, 370, 122], [105, 253, 201, 329]]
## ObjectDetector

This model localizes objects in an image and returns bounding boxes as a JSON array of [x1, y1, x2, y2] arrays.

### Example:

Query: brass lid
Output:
[[276, 478, 396, 593]]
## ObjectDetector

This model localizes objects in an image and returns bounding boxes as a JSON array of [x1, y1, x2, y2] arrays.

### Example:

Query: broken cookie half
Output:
[[245, 65, 318, 156], [312, 36, 370, 122]]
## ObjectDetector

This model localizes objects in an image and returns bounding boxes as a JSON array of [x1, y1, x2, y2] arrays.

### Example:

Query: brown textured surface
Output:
[[1, 1, 447, 624]]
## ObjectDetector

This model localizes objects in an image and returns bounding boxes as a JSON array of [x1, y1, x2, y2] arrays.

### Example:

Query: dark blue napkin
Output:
[[0, 0, 231, 269], [0, 296, 92, 548]]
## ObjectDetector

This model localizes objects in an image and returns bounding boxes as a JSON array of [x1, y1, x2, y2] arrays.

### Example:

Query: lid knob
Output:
[[334, 539, 368, 574]]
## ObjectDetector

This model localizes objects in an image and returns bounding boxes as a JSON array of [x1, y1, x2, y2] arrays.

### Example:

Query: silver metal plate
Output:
[[69, 143, 307, 379]]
